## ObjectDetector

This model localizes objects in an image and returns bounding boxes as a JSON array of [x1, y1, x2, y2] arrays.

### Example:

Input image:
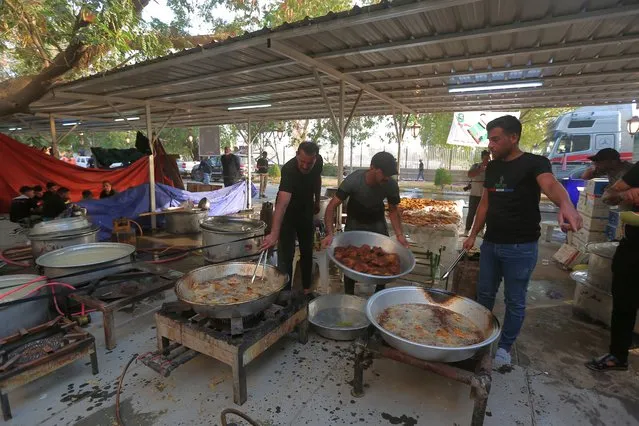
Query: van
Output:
[[75, 156, 92, 168]]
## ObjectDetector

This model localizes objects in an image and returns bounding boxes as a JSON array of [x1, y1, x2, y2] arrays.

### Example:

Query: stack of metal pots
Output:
[[200, 216, 266, 263], [28, 217, 100, 259]]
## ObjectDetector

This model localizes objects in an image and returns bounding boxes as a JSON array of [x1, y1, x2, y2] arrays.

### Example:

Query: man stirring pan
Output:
[[463, 115, 582, 368], [322, 152, 409, 295], [261, 142, 323, 295]]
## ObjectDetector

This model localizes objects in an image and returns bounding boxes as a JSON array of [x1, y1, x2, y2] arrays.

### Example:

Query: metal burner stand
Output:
[[143, 294, 308, 405], [0, 317, 98, 420], [351, 333, 492, 426], [70, 263, 183, 350]]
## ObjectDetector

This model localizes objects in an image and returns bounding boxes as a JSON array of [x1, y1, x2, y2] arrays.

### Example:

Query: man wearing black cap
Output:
[[322, 151, 408, 295], [581, 148, 634, 191]]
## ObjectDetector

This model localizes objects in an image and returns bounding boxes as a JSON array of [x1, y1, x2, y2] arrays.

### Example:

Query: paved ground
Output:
[[0, 195, 637, 426]]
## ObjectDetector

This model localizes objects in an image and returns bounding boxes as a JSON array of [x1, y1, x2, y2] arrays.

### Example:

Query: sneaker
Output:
[[494, 348, 512, 368]]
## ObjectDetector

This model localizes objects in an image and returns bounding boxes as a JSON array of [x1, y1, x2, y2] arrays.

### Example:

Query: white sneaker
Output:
[[494, 348, 512, 368]]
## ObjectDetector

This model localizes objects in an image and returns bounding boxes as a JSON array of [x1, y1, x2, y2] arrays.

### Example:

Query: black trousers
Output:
[[278, 216, 314, 290], [465, 195, 482, 232], [223, 177, 238, 187], [343, 218, 388, 295], [609, 239, 639, 363]]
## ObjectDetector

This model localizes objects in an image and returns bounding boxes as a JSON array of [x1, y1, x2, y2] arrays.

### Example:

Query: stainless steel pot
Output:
[[0, 275, 51, 338], [164, 208, 209, 234], [28, 217, 100, 259], [175, 262, 288, 318], [313, 196, 331, 222], [200, 216, 266, 263], [308, 294, 370, 341], [35, 242, 136, 286], [327, 231, 416, 286], [366, 286, 500, 362]]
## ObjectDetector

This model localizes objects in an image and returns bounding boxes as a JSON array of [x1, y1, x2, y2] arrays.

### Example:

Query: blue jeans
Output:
[[202, 172, 211, 184], [477, 241, 538, 352]]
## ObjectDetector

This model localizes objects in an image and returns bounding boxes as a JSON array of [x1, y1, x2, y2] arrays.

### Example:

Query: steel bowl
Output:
[[366, 286, 500, 362], [327, 231, 416, 285], [35, 242, 136, 286], [175, 262, 288, 318], [309, 294, 370, 341]]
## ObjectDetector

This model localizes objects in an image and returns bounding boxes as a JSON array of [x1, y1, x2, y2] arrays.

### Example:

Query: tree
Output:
[[418, 112, 454, 147], [518, 108, 572, 151]]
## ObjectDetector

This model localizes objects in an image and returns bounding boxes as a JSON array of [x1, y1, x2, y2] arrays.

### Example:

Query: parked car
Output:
[[191, 154, 249, 183], [75, 156, 93, 168], [176, 158, 198, 176]]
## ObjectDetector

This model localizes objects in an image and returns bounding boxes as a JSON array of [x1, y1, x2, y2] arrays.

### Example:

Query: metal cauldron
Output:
[[313, 196, 331, 222], [28, 217, 100, 259], [366, 287, 500, 362], [200, 216, 266, 263], [175, 262, 288, 318], [164, 208, 209, 234], [36, 242, 136, 286], [308, 294, 370, 341], [0, 275, 51, 339], [327, 231, 416, 286]]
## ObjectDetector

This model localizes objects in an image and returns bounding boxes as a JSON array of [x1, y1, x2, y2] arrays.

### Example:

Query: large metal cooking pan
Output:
[[35, 242, 136, 286], [175, 262, 288, 318], [366, 286, 500, 362], [327, 231, 416, 286]]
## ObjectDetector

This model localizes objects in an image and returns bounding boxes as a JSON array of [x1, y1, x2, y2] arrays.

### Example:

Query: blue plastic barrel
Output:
[[560, 178, 585, 207]]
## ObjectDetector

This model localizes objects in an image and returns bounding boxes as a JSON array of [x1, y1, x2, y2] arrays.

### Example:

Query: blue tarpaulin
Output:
[[79, 182, 258, 240]]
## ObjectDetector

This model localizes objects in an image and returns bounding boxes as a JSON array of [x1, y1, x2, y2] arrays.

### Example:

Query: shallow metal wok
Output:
[[327, 231, 416, 286], [175, 262, 288, 318], [366, 286, 500, 362]]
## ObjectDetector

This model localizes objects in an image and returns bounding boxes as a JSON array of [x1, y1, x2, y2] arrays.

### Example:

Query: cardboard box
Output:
[[585, 178, 609, 197], [577, 193, 610, 218], [552, 243, 589, 269], [569, 227, 607, 244], [605, 224, 623, 241], [608, 208, 620, 227], [580, 213, 608, 232]]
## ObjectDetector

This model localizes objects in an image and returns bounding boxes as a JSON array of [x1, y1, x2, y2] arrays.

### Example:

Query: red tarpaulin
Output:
[[0, 133, 172, 213]]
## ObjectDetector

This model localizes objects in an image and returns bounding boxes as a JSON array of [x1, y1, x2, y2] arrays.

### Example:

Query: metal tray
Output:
[[308, 294, 370, 341], [327, 231, 416, 285], [366, 286, 500, 362]]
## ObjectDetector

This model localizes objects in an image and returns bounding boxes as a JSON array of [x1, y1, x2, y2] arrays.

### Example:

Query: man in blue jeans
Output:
[[463, 115, 582, 368]]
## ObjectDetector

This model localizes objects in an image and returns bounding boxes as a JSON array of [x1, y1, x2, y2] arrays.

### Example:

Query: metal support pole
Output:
[[247, 118, 252, 210], [146, 103, 157, 230], [338, 80, 345, 186], [49, 114, 59, 158]]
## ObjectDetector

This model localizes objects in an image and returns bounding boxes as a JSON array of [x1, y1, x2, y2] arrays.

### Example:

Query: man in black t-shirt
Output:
[[261, 142, 323, 294], [10, 186, 35, 223], [221, 146, 241, 187], [256, 151, 269, 198], [463, 115, 581, 368], [585, 161, 639, 371], [321, 152, 408, 295], [100, 181, 117, 199]]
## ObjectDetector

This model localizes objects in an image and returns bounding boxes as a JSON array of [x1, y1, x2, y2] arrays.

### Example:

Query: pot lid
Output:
[[35, 242, 135, 268], [0, 274, 45, 304], [29, 217, 91, 237], [200, 216, 266, 233], [586, 242, 618, 259]]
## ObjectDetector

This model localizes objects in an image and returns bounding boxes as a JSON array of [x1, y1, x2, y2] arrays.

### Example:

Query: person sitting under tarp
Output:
[[42, 187, 70, 219], [43, 182, 60, 204], [10, 186, 36, 223], [82, 190, 94, 200], [100, 181, 117, 199]]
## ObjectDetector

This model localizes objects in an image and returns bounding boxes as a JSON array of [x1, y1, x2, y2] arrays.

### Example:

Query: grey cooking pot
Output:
[[164, 208, 209, 234], [28, 217, 100, 259], [0, 275, 51, 339], [200, 216, 266, 263]]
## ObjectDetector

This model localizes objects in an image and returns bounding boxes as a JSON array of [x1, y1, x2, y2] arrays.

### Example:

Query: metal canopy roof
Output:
[[4, 0, 639, 135]]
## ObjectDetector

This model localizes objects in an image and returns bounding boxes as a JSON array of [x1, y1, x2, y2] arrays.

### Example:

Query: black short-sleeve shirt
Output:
[[621, 162, 639, 241], [483, 153, 552, 244], [279, 155, 323, 219]]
